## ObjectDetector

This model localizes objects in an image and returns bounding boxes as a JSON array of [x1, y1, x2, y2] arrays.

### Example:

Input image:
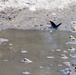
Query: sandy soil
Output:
[[0, 2, 76, 31]]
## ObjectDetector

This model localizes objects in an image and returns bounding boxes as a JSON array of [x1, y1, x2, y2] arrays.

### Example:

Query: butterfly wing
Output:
[[50, 21, 57, 28]]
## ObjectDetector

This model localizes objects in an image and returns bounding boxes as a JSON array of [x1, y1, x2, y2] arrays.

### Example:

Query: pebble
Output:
[[69, 54, 76, 58], [3, 59, 8, 62], [63, 62, 71, 66], [63, 50, 67, 53], [29, 5, 36, 11], [60, 68, 71, 74], [9, 43, 13, 46], [58, 64, 63, 67], [51, 50, 55, 52], [39, 66, 43, 69], [61, 54, 68, 59], [21, 50, 27, 54], [52, 13, 56, 16], [22, 71, 30, 75], [56, 49, 61, 52], [21, 58, 33, 63], [68, 46, 75, 52], [47, 56, 55, 58], [66, 41, 76, 44], [0, 38, 8, 44]]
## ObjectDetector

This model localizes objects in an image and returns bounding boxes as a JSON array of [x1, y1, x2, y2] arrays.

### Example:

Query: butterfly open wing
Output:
[[50, 21, 57, 28]]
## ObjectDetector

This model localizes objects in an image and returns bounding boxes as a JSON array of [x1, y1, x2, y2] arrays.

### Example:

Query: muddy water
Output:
[[0, 29, 76, 75]]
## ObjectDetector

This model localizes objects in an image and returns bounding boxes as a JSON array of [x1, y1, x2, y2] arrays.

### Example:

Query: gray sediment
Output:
[[0, 2, 76, 31]]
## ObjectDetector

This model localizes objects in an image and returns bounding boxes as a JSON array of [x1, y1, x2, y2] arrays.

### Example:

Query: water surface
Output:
[[0, 29, 76, 75]]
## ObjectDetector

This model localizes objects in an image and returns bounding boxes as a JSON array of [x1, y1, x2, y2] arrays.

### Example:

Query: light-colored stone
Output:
[[0, 0, 75, 11]]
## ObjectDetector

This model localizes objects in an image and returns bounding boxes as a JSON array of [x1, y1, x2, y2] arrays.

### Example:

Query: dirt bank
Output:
[[0, 2, 76, 31]]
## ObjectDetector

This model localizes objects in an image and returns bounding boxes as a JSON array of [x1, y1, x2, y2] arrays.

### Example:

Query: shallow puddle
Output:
[[0, 29, 76, 75]]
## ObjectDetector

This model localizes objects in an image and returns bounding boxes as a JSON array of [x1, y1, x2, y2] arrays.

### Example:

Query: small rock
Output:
[[47, 56, 55, 58], [21, 50, 27, 54], [9, 43, 13, 46], [39, 66, 43, 69], [52, 13, 56, 16], [70, 54, 76, 58], [63, 62, 71, 66], [51, 50, 55, 52], [0, 38, 8, 44], [56, 49, 61, 52], [29, 5, 36, 11], [3, 59, 8, 62], [58, 64, 63, 67], [22, 71, 30, 75], [21, 58, 33, 63], [63, 50, 67, 53]]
